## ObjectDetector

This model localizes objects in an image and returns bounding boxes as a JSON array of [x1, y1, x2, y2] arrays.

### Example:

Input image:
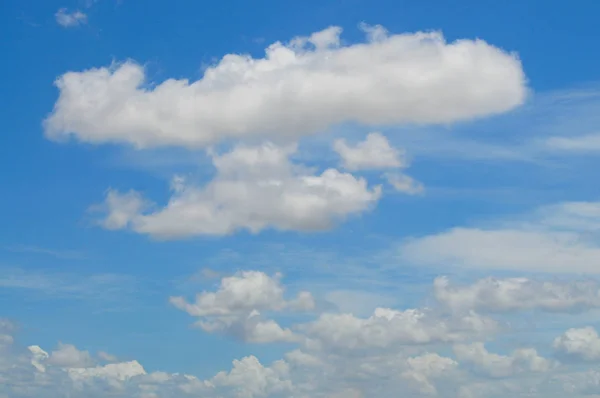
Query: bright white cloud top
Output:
[[44, 25, 526, 148]]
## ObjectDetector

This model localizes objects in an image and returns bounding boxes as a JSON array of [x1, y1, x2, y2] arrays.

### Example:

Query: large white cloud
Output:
[[400, 201, 600, 273], [44, 25, 526, 149], [433, 276, 600, 313], [97, 142, 382, 238]]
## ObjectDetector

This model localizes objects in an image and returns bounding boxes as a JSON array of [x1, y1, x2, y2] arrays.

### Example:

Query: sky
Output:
[[2, 0, 600, 397]]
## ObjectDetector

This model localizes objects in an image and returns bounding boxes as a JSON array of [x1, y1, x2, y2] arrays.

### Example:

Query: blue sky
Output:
[[2, 0, 600, 397]]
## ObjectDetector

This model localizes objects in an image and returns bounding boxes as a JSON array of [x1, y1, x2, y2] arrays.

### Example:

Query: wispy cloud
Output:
[[0, 266, 136, 302], [55, 8, 87, 28], [3, 245, 85, 260]]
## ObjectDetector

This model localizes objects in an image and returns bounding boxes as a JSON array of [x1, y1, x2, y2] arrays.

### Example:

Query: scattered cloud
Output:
[[3, 269, 600, 397], [55, 8, 87, 27]]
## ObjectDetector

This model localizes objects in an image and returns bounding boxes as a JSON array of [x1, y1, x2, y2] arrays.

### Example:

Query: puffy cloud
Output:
[[433, 276, 600, 313], [55, 8, 87, 27], [0, 315, 591, 398], [554, 327, 600, 361], [96, 142, 381, 238], [400, 201, 600, 273], [67, 360, 146, 382], [209, 356, 292, 398], [44, 26, 526, 149], [170, 271, 312, 343], [302, 308, 497, 351], [48, 343, 94, 368], [333, 132, 424, 194], [401, 353, 458, 395], [333, 132, 405, 170], [453, 343, 554, 378]]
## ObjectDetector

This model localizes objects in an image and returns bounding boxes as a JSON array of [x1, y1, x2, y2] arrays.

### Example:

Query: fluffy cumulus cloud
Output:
[[434, 276, 600, 313], [554, 327, 600, 361], [3, 264, 600, 398], [401, 353, 458, 395], [55, 8, 87, 27], [170, 271, 313, 343], [401, 201, 600, 273], [47, 343, 94, 368], [302, 308, 497, 351], [44, 25, 526, 148], [97, 142, 382, 238]]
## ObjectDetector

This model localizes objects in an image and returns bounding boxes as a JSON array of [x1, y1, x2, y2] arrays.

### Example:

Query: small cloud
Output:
[[55, 8, 87, 28]]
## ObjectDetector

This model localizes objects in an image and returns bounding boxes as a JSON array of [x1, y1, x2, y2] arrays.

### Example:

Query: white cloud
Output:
[[44, 25, 526, 149], [303, 308, 497, 351], [67, 360, 146, 382], [554, 327, 600, 361], [544, 132, 600, 152], [96, 142, 381, 238], [332, 132, 424, 194], [334, 132, 405, 170], [400, 201, 600, 273], [170, 271, 312, 343], [0, 311, 591, 398], [434, 276, 600, 313], [385, 172, 424, 194], [453, 342, 554, 378], [209, 356, 292, 398], [401, 353, 458, 395], [55, 8, 87, 27], [48, 343, 94, 368]]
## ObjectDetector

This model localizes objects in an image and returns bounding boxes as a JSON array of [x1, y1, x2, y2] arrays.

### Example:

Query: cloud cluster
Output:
[[2, 266, 600, 398], [170, 271, 313, 343]]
